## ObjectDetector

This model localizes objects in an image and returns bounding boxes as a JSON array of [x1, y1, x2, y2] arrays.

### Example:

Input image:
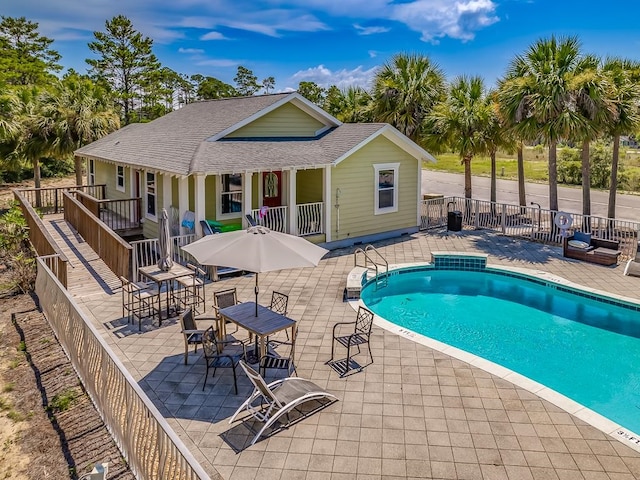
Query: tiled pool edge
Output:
[[348, 259, 640, 455]]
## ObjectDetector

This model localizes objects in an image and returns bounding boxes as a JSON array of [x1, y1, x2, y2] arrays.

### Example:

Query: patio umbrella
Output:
[[157, 208, 174, 272], [182, 225, 328, 316]]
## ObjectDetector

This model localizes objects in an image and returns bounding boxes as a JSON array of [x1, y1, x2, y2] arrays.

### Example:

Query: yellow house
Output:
[[75, 92, 435, 248]]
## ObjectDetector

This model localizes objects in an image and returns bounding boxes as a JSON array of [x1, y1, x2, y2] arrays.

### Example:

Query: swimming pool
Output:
[[361, 266, 640, 436]]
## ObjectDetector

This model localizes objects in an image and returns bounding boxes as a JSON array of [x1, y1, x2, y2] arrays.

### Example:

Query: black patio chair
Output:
[[327, 306, 374, 377], [201, 326, 246, 394]]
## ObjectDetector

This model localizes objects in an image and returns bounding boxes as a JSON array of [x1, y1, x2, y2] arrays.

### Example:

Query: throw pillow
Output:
[[573, 231, 592, 245]]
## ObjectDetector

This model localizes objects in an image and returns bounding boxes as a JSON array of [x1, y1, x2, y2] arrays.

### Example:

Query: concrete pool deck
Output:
[[75, 229, 640, 480]]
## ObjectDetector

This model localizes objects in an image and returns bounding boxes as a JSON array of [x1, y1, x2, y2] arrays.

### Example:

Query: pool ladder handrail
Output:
[[354, 245, 388, 290]]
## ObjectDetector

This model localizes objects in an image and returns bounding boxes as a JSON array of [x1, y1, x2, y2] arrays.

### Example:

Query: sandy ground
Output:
[[0, 175, 77, 211]]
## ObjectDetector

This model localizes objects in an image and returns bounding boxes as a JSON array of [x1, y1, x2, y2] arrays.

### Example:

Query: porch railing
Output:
[[63, 191, 133, 280], [73, 190, 142, 233], [13, 189, 68, 287], [35, 258, 213, 480], [252, 206, 288, 233], [420, 196, 640, 260], [16, 184, 105, 214], [297, 202, 324, 236]]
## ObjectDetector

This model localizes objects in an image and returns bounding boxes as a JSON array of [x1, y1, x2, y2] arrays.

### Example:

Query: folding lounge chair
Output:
[[229, 361, 337, 445]]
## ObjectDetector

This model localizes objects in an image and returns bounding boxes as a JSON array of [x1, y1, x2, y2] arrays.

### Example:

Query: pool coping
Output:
[[348, 258, 640, 454]]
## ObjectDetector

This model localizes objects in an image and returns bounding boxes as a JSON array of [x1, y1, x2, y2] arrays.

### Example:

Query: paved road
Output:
[[422, 170, 640, 222]]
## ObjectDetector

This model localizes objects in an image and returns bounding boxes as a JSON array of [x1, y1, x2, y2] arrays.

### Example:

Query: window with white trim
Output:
[[116, 165, 125, 192], [146, 172, 157, 219], [88, 159, 95, 185], [219, 173, 243, 217], [374, 163, 399, 214]]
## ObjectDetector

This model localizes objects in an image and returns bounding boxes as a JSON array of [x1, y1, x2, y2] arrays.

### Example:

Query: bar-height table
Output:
[[138, 263, 194, 324], [219, 302, 296, 362]]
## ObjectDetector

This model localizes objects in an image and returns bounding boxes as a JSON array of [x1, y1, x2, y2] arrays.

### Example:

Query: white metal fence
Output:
[[297, 202, 324, 236], [35, 257, 214, 480], [252, 206, 288, 233], [420, 196, 640, 260]]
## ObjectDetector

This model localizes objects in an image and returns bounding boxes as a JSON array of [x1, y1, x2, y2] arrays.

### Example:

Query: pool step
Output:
[[345, 266, 369, 300]]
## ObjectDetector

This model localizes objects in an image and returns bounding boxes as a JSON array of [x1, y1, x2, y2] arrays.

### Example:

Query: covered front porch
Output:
[[186, 166, 330, 241]]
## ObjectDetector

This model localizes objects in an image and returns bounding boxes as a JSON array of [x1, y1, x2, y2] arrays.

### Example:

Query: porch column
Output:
[[324, 165, 332, 242], [178, 176, 189, 235], [194, 174, 206, 237], [162, 173, 172, 213], [288, 168, 297, 235], [243, 171, 253, 228]]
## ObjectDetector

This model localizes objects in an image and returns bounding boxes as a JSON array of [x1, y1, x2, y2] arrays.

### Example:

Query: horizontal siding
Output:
[[331, 136, 418, 240], [204, 175, 216, 219], [95, 161, 133, 201], [226, 103, 325, 138], [297, 169, 323, 204], [143, 218, 158, 238], [172, 177, 179, 207]]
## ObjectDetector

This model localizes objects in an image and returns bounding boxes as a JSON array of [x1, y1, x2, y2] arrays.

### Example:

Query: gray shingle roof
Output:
[[75, 93, 391, 175]]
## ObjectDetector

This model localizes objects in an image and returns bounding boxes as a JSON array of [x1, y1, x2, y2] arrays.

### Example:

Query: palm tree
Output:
[[428, 75, 492, 199], [484, 92, 514, 205], [7, 86, 49, 196], [372, 53, 446, 143], [570, 54, 611, 220], [601, 58, 640, 219], [334, 86, 372, 123], [39, 75, 120, 185], [498, 36, 584, 212]]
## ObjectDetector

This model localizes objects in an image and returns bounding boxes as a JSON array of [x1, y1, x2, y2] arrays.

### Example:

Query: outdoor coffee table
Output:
[[138, 264, 194, 324], [219, 302, 296, 363]]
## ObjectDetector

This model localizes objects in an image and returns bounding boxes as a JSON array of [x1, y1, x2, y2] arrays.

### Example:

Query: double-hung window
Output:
[[146, 172, 156, 219], [373, 163, 399, 214], [116, 165, 125, 192], [219, 173, 242, 217]]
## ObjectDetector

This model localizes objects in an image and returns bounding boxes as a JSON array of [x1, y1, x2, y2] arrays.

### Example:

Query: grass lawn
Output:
[[425, 153, 549, 182], [425, 147, 640, 191]]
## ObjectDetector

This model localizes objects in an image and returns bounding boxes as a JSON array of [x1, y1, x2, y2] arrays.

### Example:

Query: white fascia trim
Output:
[[206, 92, 341, 142], [332, 124, 437, 166]]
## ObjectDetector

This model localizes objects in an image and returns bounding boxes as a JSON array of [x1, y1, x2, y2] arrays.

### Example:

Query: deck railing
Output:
[[252, 206, 288, 233], [297, 202, 324, 236], [16, 184, 105, 214], [63, 191, 133, 280], [73, 190, 142, 233], [35, 258, 213, 480], [420, 196, 640, 259], [13, 189, 68, 287]]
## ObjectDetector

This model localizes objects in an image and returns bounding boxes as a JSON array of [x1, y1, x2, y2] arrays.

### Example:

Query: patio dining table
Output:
[[219, 302, 296, 362], [138, 263, 194, 324]]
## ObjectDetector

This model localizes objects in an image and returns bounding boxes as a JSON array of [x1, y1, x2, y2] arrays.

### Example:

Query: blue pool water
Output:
[[361, 268, 640, 434]]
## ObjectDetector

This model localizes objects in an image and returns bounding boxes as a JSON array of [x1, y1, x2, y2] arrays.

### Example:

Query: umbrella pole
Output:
[[255, 273, 259, 316]]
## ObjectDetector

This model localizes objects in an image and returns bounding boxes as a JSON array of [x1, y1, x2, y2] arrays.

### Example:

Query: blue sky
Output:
[[5, 0, 640, 92]]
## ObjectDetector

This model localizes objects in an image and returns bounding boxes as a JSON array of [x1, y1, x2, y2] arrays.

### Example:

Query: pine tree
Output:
[[86, 15, 160, 124]]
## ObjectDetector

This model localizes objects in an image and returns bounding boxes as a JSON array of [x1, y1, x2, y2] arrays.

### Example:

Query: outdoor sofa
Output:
[[563, 231, 621, 266]]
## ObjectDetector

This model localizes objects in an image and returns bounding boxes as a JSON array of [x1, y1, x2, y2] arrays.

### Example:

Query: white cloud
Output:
[[200, 31, 227, 40], [353, 24, 390, 36], [368, 50, 378, 58], [196, 59, 240, 68], [290, 64, 378, 90], [391, 0, 499, 43], [178, 47, 205, 54]]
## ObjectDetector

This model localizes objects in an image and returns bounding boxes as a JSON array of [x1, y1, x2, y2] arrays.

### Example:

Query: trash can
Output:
[[447, 210, 462, 231]]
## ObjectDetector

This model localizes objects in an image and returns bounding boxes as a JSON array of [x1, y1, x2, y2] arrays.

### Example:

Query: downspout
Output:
[[335, 188, 341, 238]]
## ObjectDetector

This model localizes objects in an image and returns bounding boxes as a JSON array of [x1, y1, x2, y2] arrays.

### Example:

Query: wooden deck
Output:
[[43, 214, 121, 297]]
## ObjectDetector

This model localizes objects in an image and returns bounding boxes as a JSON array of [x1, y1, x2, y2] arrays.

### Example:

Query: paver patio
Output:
[[74, 229, 640, 480]]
